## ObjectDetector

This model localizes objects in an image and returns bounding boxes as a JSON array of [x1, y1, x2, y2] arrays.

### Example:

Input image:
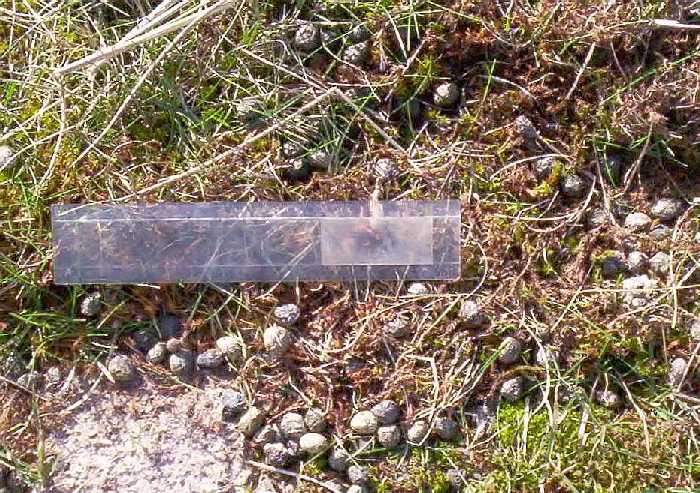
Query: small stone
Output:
[[107, 355, 136, 383], [534, 156, 554, 179], [158, 314, 183, 339], [304, 408, 326, 433], [280, 412, 306, 440], [44, 367, 61, 387], [600, 250, 626, 278], [133, 328, 157, 352], [650, 225, 673, 240], [669, 357, 687, 387], [350, 411, 378, 435], [624, 212, 652, 232], [498, 337, 522, 365], [374, 157, 398, 181], [282, 141, 303, 158], [284, 157, 311, 181], [433, 82, 459, 107], [294, 22, 321, 51], [264, 442, 293, 467], [285, 439, 301, 459], [328, 447, 350, 472], [627, 251, 648, 274], [274, 303, 300, 326], [407, 282, 428, 295], [458, 300, 485, 328], [343, 42, 370, 66], [515, 115, 538, 142], [196, 348, 224, 369], [253, 424, 282, 445], [320, 28, 339, 50], [500, 377, 524, 402], [622, 275, 658, 307], [649, 252, 670, 276], [536, 346, 560, 366], [216, 336, 243, 361], [691, 320, 700, 341], [601, 154, 624, 184], [446, 469, 465, 489], [595, 389, 621, 408], [307, 149, 332, 171], [299, 433, 329, 455], [377, 425, 401, 448], [0, 145, 15, 170], [434, 417, 459, 441], [370, 400, 400, 425], [263, 325, 292, 357], [79, 292, 102, 317], [165, 337, 181, 353], [238, 407, 265, 437], [347, 486, 369, 493], [559, 174, 586, 198], [221, 390, 247, 421], [236, 97, 264, 124], [169, 350, 194, 376], [406, 420, 429, 444], [384, 316, 409, 338], [348, 24, 370, 42], [587, 208, 608, 229], [146, 342, 168, 364], [347, 465, 369, 485], [651, 198, 685, 221]]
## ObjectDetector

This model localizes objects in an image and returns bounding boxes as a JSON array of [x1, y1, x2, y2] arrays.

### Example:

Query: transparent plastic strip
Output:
[[51, 200, 460, 284]]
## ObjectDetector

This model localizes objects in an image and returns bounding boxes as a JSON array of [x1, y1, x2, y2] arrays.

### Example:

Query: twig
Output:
[[54, 0, 235, 76], [563, 42, 596, 102], [623, 126, 652, 193], [0, 375, 51, 402], [648, 19, 700, 31], [246, 460, 344, 493]]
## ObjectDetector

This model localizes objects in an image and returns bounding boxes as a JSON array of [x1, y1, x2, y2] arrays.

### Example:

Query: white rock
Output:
[[624, 212, 652, 232], [627, 251, 648, 274], [263, 325, 291, 357], [280, 412, 306, 440], [622, 275, 658, 307], [238, 407, 265, 437], [274, 303, 300, 326], [350, 411, 378, 435], [294, 22, 321, 51], [0, 145, 15, 170], [377, 425, 401, 448], [108, 355, 135, 382], [304, 408, 326, 433], [535, 346, 559, 366], [407, 282, 428, 295], [405, 420, 429, 444], [216, 336, 243, 361], [500, 377, 524, 402], [669, 357, 687, 387], [299, 433, 329, 455], [433, 82, 459, 107], [651, 198, 685, 221], [595, 390, 621, 408], [370, 400, 400, 425], [691, 319, 700, 341], [649, 252, 670, 276]]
